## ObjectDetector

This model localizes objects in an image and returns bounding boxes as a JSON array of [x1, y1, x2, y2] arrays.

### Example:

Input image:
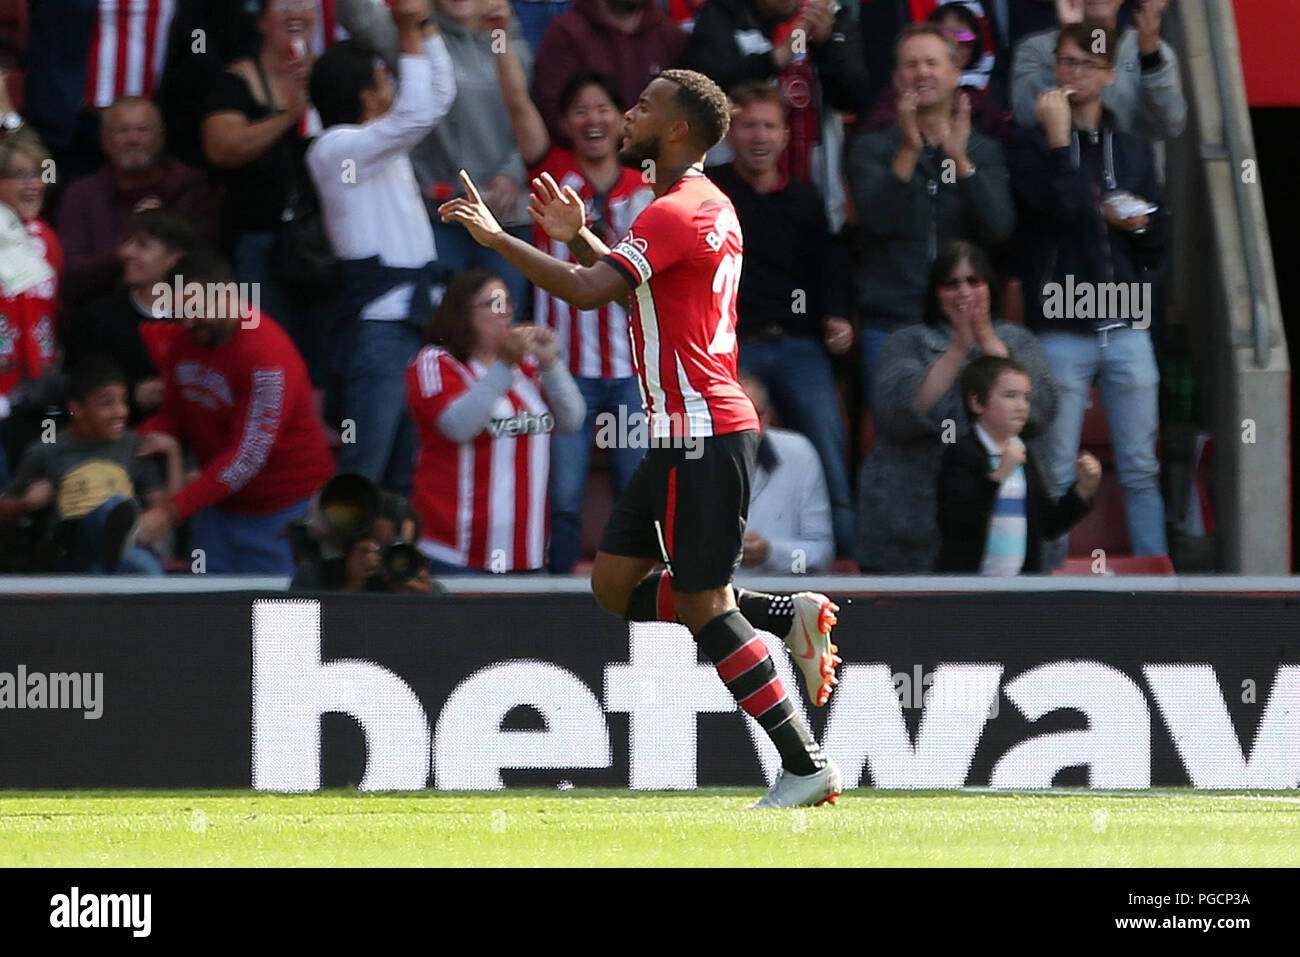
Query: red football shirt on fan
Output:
[[84, 0, 177, 108], [601, 173, 759, 439], [138, 312, 334, 519], [406, 346, 554, 571], [529, 146, 651, 380], [0, 220, 62, 398]]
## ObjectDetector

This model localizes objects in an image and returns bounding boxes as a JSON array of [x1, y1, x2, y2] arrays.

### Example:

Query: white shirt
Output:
[[307, 36, 456, 321], [735, 428, 835, 577]]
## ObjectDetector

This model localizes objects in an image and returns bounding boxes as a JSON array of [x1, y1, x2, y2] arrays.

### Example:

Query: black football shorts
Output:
[[598, 429, 759, 593]]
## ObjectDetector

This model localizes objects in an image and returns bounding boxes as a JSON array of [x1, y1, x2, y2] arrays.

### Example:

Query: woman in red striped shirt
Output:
[[406, 268, 584, 574]]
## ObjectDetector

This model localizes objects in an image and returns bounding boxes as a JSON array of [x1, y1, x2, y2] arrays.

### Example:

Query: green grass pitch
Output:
[[1, 789, 1296, 867]]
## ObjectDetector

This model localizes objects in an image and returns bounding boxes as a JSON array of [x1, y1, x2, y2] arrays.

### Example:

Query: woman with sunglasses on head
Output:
[[406, 269, 584, 574], [855, 240, 1057, 573]]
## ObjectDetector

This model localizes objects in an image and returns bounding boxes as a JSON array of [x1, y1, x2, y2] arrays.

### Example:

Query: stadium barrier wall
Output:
[[0, 591, 1296, 790]]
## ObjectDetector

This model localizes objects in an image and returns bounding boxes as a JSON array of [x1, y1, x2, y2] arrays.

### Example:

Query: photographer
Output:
[[290, 475, 443, 593]]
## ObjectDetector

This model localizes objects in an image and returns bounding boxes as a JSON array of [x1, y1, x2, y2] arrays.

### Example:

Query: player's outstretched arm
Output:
[[440, 170, 631, 310]]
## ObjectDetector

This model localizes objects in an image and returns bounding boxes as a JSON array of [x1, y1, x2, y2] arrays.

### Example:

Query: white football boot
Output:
[[782, 592, 841, 706], [745, 760, 842, 809]]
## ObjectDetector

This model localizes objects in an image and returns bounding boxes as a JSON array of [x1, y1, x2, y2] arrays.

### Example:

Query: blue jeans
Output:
[[233, 231, 329, 385], [548, 375, 646, 572], [55, 497, 164, 575], [739, 337, 855, 555], [337, 320, 422, 494], [511, 0, 575, 51], [1038, 327, 1168, 558], [189, 496, 313, 574], [431, 222, 532, 320]]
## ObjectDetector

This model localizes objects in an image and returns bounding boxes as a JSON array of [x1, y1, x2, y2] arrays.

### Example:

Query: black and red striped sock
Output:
[[696, 609, 826, 776], [625, 569, 675, 622], [733, 587, 795, 636]]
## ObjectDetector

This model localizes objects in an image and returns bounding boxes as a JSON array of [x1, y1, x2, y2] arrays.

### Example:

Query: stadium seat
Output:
[[1067, 468, 1132, 556]]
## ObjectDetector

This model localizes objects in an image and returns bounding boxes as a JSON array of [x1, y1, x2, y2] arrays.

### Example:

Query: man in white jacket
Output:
[[307, 0, 456, 494], [734, 372, 835, 578]]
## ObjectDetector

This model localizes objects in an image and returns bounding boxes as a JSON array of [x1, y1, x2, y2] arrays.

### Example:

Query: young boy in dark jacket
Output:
[[935, 355, 1100, 573]]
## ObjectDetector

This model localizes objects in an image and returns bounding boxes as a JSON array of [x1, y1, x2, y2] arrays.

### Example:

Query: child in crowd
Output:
[[0, 358, 182, 573], [935, 354, 1100, 574]]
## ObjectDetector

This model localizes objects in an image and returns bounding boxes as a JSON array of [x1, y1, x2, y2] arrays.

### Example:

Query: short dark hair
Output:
[[560, 69, 622, 116], [310, 39, 383, 129], [425, 268, 501, 362], [170, 248, 235, 287], [1057, 20, 1118, 67], [68, 356, 127, 402], [894, 23, 960, 68], [961, 355, 1030, 417], [122, 208, 203, 256], [657, 68, 730, 150], [924, 240, 1002, 326], [728, 81, 788, 119]]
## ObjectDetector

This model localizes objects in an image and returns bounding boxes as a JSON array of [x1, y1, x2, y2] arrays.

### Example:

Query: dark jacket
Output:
[[847, 124, 1014, 326], [684, 0, 870, 113], [708, 162, 852, 339], [1005, 110, 1167, 335], [534, 0, 687, 146], [935, 427, 1091, 573]]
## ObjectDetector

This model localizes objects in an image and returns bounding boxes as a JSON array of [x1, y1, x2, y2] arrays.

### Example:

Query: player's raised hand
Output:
[[439, 170, 506, 248], [527, 172, 586, 243]]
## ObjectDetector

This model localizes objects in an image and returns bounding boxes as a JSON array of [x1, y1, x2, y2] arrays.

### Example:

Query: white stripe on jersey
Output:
[[634, 283, 669, 437], [125, 1, 147, 96], [487, 395, 517, 568], [675, 353, 713, 437], [417, 349, 442, 396], [577, 307, 602, 379], [528, 431, 547, 568], [93, 4, 118, 107], [154, 0, 175, 89], [453, 440, 475, 564]]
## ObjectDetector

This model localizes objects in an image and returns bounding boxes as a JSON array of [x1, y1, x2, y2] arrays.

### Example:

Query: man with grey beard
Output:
[[56, 97, 217, 309]]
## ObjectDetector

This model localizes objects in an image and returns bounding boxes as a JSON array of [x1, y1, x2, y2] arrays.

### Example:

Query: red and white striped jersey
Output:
[[84, 0, 177, 109], [84, 1, 346, 110], [530, 147, 652, 381], [601, 173, 760, 438], [406, 346, 554, 571]]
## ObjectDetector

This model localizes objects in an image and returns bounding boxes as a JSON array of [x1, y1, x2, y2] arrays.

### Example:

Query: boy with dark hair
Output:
[[0, 357, 182, 573], [935, 354, 1100, 573]]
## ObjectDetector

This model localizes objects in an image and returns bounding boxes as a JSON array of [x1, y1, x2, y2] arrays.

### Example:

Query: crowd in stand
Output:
[[0, 0, 1185, 581]]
